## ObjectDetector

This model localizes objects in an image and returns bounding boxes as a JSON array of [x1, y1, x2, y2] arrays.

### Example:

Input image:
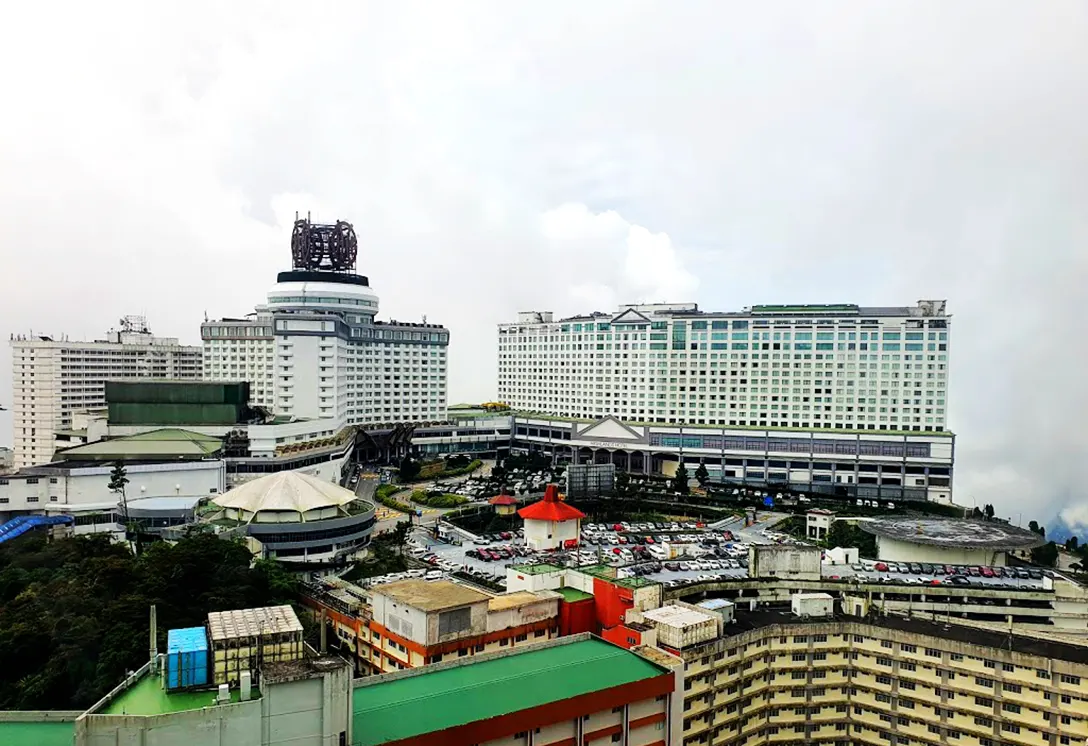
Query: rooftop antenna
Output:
[[149, 604, 158, 672]]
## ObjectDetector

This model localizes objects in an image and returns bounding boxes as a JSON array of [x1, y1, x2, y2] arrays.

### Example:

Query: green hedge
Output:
[[374, 485, 412, 512], [410, 490, 469, 509], [440, 460, 483, 478]]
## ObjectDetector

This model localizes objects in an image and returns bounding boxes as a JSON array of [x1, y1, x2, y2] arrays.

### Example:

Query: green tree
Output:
[[389, 520, 411, 556], [614, 471, 631, 497], [107, 461, 137, 555], [1028, 520, 1046, 539], [1031, 541, 1059, 568], [399, 456, 421, 480], [0, 532, 300, 711], [984, 503, 995, 519], [491, 461, 507, 486], [1066, 536, 1080, 552], [694, 462, 710, 487], [672, 463, 690, 495]]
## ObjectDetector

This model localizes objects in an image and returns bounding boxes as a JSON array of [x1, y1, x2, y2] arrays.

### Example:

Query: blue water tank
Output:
[[166, 627, 209, 690]]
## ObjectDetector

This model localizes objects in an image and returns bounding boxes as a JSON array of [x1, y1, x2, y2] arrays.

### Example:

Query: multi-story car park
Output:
[[9, 315, 202, 469], [201, 217, 448, 428], [425, 516, 1088, 638], [497, 301, 954, 503]]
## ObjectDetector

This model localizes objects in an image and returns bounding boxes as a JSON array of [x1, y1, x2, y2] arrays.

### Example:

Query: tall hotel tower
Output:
[[201, 217, 448, 426]]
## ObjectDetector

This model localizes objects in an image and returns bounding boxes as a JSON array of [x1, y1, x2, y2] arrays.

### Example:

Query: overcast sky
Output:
[[1, 2, 1085, 529]]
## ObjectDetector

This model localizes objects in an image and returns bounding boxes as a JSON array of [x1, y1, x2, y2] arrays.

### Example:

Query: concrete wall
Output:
[[485, 597, 559, 633], [748, 545, 822, 580], [523, 517, 580, 551], [426, 602, 489, 646], [77, 700, 264, 746], [876, 536, 1007, 566], [505, 566, 565, 593], [0, 461, 224, 513], [369, 593, 431, 646], [76, 662, 351, 746]]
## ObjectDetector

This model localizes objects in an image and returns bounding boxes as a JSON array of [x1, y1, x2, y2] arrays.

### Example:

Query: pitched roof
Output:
[[351, 638, 669, 746], [489, 494, 518, 506], [53, 428, 223, 461], [212, 471, 359, 514], [518, 484, 586, 522]]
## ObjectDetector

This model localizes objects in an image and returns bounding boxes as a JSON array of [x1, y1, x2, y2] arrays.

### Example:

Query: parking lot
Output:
[[408, 514, 1051, 593]]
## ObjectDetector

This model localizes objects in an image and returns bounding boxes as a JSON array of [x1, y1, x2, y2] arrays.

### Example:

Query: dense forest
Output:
[[0, 533, 298, 710]]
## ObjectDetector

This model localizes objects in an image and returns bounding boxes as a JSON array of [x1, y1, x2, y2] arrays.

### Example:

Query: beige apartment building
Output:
[[668, 610, 1088, 746]]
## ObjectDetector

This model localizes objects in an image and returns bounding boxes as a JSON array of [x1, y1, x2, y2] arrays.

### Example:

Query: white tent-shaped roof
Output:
[[212, 472, 358, 516]]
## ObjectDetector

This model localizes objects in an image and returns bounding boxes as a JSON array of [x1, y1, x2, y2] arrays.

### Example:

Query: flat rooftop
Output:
[[372, 579, 490, 612], [99, 674, 253, 716], [351, 638, 669, 746], [509, 563, 564, 575], [861, 517, 1046, 549], [487, 591, 550, 611], [207, 605, 303, 641], [643, 605, 716, 628], [725, 610, 1088, 666], [0, 721, 75, 746], [556, 587, 594, 602]]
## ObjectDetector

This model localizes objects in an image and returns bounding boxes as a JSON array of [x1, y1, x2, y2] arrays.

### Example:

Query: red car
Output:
[[875, 562, 889, 571], [613, 523, 624, 531], [980, 567, 994, 578]]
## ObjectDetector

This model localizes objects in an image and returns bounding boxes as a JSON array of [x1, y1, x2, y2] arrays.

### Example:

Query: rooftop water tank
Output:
[[166, 627, 209, 690]]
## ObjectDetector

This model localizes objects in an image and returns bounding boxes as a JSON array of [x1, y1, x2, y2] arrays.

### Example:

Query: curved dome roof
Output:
[[213, 472, 359, 514]]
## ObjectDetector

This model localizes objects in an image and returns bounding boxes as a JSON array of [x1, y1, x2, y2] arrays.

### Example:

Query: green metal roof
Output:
[[0, 721, 75, 746], [54, 429, 223, 461], [351, 639, 666, 746]]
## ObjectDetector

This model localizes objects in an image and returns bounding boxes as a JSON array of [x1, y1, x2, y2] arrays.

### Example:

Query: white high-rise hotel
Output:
[[202, 218, 448, 426], [9, 317, 202, 469], [499, 301, 955, 503]]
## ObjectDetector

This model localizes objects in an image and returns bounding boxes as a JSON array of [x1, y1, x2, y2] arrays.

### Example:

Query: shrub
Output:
[[374, 485, 412, 512], [410, 490, 469, 509]]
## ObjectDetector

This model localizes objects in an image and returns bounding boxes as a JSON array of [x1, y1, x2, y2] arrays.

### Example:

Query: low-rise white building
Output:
[[806, 508, 834, 540], [517, 484, 585, 551], [0, 428, 226, 537]]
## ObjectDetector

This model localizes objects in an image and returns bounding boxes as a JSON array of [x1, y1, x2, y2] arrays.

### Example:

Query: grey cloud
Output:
[[1, 1, 1085, 529]]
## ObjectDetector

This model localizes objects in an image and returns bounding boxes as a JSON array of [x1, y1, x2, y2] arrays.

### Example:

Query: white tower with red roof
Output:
[[518, 484, 586, 551]]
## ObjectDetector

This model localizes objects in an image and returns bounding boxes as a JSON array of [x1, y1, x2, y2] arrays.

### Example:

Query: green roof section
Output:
[[351, 639, 667, 746], [0, 721, 75, 746], [99, 674, 254, 715], [54, 429, 223, 462], [556, 587, 594, 602]]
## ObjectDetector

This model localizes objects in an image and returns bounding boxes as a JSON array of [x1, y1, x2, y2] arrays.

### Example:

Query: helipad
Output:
[[861, 518, 1045, 550]]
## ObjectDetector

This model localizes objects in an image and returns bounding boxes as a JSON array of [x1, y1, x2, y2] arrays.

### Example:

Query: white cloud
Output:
[[1, 1, 1086, 529]]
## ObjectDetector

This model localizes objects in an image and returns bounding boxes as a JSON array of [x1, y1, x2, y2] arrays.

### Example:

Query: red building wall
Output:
[[600, 624, 644, 650], [593, 578, 635, 629], [559, 597, 598, 636]]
